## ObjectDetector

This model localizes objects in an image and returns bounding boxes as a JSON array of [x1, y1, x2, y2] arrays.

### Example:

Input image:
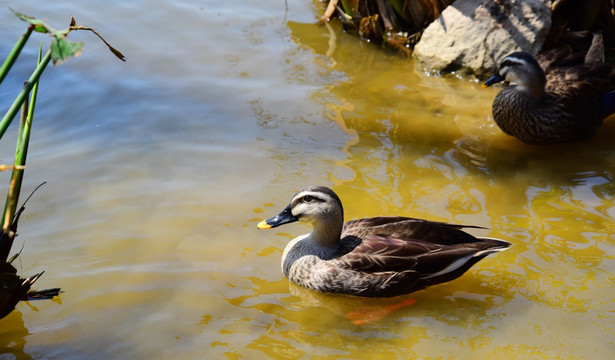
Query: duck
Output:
[[257, 185, 510, 297], [483, 33, 615, 144]]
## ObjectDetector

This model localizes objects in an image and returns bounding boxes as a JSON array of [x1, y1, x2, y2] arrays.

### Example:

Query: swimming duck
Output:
[[257, 185, 510, 297], [483, 33, 615, 144]]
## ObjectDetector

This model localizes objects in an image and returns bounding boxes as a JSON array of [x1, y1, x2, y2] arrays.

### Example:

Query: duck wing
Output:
[[336, 217, 509, 275], [342, 216, 485, 244], [537, 33, 604, 73], [547, 63, 615, 98], [537, 47, 584, 74], [546, 63, 615, 127], [542, 32, 615, 122]]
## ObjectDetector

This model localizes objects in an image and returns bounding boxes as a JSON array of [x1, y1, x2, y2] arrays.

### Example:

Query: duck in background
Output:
[[483, 33, 615, 144], [257, 185, 510, 298]]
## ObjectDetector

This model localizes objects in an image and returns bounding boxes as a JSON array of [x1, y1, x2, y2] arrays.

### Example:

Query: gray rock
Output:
[[413, 0, 552, 77]]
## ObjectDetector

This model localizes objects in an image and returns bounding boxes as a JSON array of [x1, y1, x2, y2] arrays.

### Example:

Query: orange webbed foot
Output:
[[346, 298, 417, 325]]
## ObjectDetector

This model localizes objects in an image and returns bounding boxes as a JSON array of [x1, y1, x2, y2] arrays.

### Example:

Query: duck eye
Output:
[[303, 195, 314, 202]]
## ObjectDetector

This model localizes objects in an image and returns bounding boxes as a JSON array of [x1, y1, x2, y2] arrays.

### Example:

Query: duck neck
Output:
[[518, 80, 545, 102], [309, 216, 343, 248], [516, 68, 546, 102]]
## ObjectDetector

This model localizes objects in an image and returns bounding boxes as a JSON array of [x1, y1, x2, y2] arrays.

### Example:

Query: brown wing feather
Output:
[[538, 32, 615, 110], [544, 63, 615, 138], [547, 63, 615, 103], [342, 216, 485, 244], [334, 217, 509, 275], [537, 47, 584, 74]]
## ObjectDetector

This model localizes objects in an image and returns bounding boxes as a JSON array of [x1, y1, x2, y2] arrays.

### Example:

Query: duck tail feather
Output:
[[476, 236, 512, 249]]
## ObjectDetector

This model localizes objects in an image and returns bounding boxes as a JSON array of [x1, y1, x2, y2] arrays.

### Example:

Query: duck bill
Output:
[[482, 73, 505, 88], [257, 205, 298, 229]]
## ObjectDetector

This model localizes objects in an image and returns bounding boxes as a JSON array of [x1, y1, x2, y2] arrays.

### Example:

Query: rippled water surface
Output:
[[1, 1, 614, 359]]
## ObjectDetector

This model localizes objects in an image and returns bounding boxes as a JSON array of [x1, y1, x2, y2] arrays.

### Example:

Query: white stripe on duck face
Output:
[[499, 55, 531, 76], [292, 190, 335, 205], [290, 189, 337, 217], [502, 55, 528, 66]]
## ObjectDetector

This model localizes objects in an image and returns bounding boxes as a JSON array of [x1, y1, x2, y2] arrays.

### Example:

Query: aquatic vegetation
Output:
[[320, 0, 453, 55], [0, 9, 124, 320], [319, 0, 615, 58]]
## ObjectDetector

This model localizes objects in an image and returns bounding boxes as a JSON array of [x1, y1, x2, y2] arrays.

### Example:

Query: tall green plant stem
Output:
[[0, 25, 33, 84], [1, 48, 42, 260], [0, 48, 51, 141]]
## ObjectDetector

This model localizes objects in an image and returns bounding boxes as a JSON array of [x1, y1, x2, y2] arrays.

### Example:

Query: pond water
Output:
[[1, 1, 614, 359]]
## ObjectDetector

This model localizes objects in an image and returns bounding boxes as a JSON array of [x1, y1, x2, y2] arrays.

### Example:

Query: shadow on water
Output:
[[0, 311, 32, 359], [449, 122, 615, 186], [215, 272, 523, 358]]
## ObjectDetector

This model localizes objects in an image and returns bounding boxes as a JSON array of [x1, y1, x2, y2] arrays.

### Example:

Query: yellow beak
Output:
[[257, 220, 272, 229]]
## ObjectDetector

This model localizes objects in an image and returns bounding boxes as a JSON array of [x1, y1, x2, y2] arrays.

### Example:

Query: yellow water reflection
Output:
[[0, 1, 614, 359]]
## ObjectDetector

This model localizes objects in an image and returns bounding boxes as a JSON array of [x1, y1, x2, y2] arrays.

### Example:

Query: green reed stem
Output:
[[0, 25, 33, 85], [0, 46, 42, 260], [0, 48, 50, 141]]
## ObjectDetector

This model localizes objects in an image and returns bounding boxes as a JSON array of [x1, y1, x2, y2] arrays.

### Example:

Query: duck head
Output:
[[483, 51, 546, 101], [257, 185, 344, 247]]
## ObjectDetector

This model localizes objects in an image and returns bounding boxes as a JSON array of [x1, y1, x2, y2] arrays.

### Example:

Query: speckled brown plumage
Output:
[[258, 186, 510, 298], [485, 33, 615, 144]]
